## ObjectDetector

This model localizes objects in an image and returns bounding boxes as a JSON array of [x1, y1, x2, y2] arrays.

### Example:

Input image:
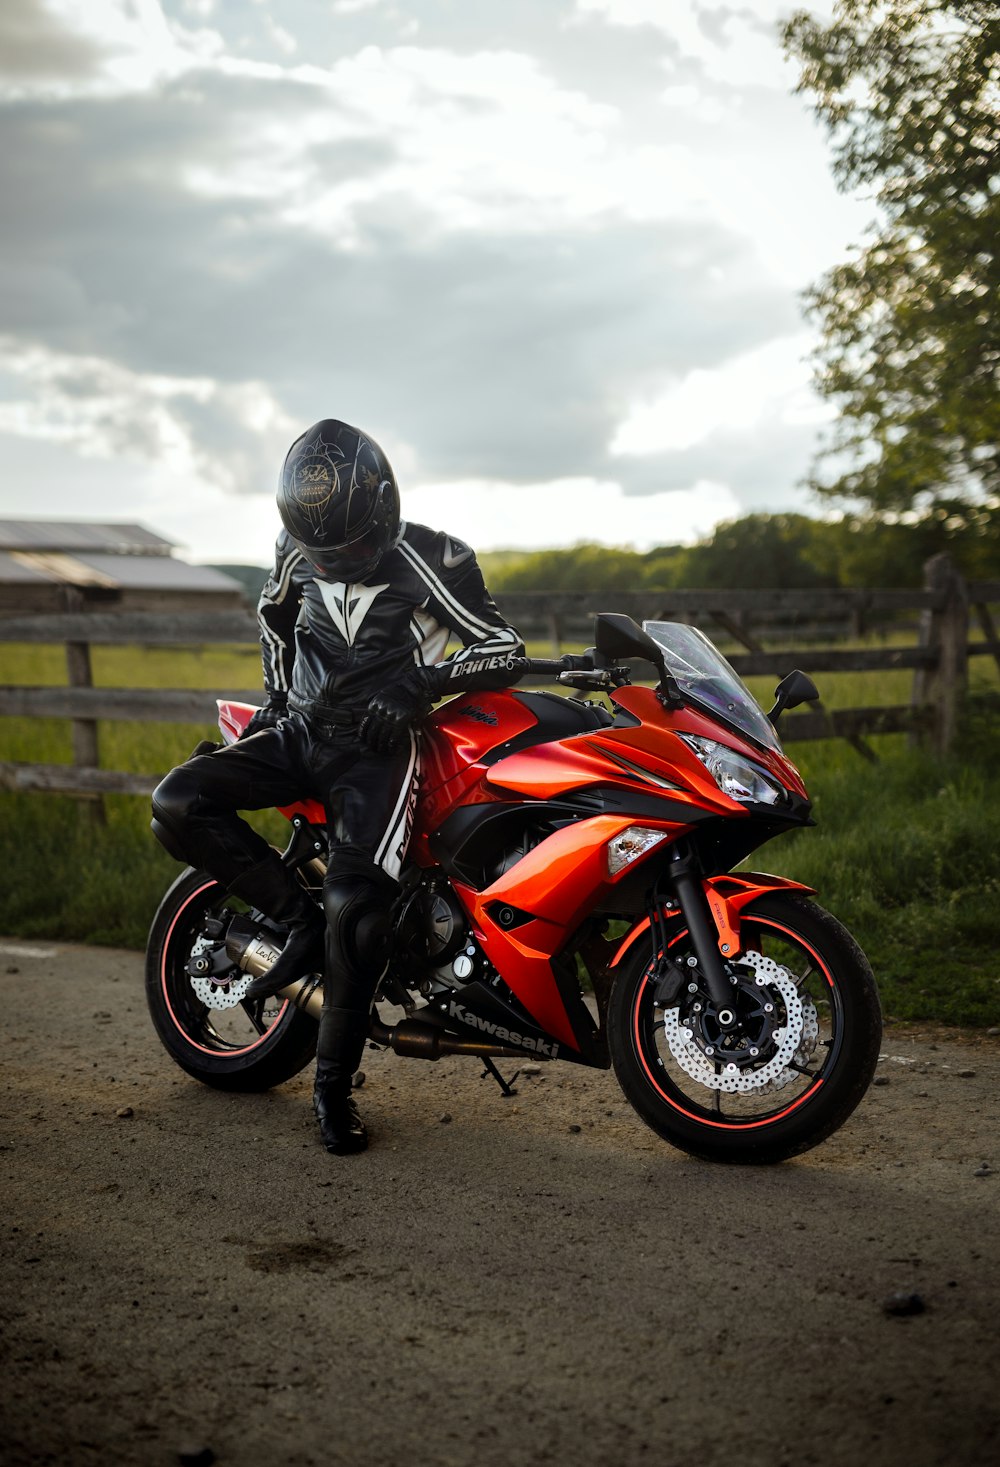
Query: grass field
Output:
[[0, 638, 998, 1027]]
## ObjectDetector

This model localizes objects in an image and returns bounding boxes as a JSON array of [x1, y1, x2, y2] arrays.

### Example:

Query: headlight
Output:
[[607, 826, 671, 876], [679, 735, 785, 806]]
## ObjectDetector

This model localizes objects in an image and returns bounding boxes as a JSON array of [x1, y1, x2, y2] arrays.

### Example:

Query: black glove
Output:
[[358, 670, 437, 755], [188, 738, 222, 758], [240, 695, 288, 740]]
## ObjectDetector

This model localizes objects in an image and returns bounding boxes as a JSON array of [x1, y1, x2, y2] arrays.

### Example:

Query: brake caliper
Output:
[[184, 922, 253, 1011]]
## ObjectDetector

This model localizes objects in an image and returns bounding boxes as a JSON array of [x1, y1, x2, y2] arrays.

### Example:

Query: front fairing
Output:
[[609, 684, 809, 805]]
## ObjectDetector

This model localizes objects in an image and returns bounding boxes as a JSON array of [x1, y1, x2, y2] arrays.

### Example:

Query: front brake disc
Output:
[[660, 950, 806, 1093]]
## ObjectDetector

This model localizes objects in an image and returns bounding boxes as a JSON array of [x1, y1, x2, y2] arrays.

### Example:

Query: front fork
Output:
[[662, 850, 738, 1017], [644, 855, 817, 1019]]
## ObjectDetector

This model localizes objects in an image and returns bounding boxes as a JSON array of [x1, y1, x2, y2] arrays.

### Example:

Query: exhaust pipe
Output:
[[225, 915, 325, 1020], [226, 916, 527, 1061], [368, 1016, 526, 1062]]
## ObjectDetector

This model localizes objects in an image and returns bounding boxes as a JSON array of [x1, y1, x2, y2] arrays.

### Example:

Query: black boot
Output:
[[313, 1006, 370, 1154], [227, 856, 325, 1001]]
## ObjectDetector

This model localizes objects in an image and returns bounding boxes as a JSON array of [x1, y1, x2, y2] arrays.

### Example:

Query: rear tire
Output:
[[608, 892, 882, 1163], [145, 867, 317, 1092]]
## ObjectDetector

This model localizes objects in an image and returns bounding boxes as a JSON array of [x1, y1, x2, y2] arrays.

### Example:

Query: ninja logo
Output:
[[462, 705, 499, 726]]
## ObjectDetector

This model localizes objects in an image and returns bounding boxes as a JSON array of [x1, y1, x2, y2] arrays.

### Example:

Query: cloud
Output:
[[0, 0, 106, 82], [0, 0, 863, 559], [404, 475, 742, 551], [0, 48, 799, 498], [0, 335, 296, 490], [611, 333, 830, 456], [574, 0, 798, 90]]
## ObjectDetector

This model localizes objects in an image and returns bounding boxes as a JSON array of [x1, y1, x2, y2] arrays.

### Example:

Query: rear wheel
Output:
[[145, 867, 317, 1092], [608, 892, 882, 1163]]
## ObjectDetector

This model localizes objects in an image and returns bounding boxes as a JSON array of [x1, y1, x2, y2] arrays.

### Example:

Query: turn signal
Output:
[[607, 826, 670, 876]]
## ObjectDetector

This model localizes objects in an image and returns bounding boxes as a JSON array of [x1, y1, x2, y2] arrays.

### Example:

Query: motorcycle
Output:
[[145, 613, 882, 1163]]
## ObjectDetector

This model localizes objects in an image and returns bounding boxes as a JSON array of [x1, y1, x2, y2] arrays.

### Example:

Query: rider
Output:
[[150, 419, 524, 1155]]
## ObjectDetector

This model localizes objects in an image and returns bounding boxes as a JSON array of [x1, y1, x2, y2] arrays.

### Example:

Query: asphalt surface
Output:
[[1, 937, 998, 1467]]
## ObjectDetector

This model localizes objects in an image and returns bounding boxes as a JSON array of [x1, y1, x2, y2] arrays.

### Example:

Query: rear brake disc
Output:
[[185, 934, 254, 1010]]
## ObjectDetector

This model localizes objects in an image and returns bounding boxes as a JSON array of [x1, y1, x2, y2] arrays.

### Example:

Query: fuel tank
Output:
[[410, 689, 614, 864], [420, 691, 539, 792], [410, 692, 535, 862]]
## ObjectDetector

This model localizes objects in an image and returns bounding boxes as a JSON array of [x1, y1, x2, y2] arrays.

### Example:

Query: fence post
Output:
[[65, 637, 105, 824], [912, 554, 969, 756]]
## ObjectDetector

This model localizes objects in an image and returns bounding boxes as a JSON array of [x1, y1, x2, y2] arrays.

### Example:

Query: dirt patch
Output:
[[236, 1237, 354, 1274], [1, 937, 998, 1467]]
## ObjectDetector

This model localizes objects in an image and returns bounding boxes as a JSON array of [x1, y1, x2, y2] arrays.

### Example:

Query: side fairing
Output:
[[450, 813, 688, 1051]]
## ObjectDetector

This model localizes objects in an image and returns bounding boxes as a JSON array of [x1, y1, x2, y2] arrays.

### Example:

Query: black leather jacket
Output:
[[257, 521, 524, 721]]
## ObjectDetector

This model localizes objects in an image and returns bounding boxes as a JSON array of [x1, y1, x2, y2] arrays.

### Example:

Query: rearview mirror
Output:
[[594, 613, 665, 665], [768, 669, 820, 725], [594, 613, 682, 707]]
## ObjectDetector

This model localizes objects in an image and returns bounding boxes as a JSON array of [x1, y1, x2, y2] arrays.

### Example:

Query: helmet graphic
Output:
[[277, 419, 400, 581]]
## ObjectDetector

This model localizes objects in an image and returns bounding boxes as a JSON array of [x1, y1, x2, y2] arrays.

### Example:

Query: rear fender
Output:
[[608, 871, 816, 970]]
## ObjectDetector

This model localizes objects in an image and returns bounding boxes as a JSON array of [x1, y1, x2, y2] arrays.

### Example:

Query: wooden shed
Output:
[[0, 519, 248, 615]]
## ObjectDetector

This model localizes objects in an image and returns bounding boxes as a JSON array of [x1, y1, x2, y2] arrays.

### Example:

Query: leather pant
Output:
[[151, 711, 419, 1022]]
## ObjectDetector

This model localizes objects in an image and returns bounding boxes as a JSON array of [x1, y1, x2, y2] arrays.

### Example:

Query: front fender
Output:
[[608, 871, 816, 970]]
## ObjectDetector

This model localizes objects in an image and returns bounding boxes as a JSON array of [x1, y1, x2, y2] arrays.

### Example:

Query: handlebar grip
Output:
[[511, 657, 575, 676]]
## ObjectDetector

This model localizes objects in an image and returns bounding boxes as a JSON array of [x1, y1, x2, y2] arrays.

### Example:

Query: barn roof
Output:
[[69, 553, 241, 592], [0, 519, 245, 602], [0, 519, 174, 556]]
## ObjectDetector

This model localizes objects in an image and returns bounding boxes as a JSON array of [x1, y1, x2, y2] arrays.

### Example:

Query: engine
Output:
[[399, 878, 469, 969], [397, 877, 509, 993], [484, 820, 557, 885]]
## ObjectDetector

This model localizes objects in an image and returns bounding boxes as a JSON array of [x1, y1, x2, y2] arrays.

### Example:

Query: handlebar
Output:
[[508, 655, 631, 689], [510, 657, 572, 676]]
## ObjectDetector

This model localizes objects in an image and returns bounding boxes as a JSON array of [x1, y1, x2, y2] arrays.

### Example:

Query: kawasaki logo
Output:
[[448, 999, 558, 1057]]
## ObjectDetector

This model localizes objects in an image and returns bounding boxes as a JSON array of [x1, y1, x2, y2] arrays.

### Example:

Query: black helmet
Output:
[[277, 419, 400, 581]]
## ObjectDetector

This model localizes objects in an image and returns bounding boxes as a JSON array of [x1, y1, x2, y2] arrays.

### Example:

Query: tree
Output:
[[679, 513, 838, 589], [831, 497, 1000, 582], [783, 1, 1000, 513], [485, 543, 663, 594]]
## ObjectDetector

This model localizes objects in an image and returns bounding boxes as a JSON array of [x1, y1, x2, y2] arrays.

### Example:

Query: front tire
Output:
[[608, 892, 882, 1163], [145, 866, 317, 1092]]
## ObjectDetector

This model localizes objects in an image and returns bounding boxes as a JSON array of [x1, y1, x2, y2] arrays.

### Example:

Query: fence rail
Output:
[[0, 555, 996, 810]]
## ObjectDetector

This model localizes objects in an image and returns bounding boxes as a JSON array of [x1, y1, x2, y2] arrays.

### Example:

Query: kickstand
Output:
[[480, 1056, 519, 1097]]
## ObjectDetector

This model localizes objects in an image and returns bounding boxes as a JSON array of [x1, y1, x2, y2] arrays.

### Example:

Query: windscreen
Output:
[[642, 621, 782, 753]]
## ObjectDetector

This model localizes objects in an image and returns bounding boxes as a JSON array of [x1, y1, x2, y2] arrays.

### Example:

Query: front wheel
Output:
[[145, 866, 317, 1091], [608, 892, 882, 1163]]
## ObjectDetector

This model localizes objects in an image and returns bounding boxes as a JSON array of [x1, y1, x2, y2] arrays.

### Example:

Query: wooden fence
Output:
[[0, 555, 997, 812]]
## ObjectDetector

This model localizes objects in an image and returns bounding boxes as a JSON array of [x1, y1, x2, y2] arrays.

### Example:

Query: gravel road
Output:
[[1, 937, 998, 1467]]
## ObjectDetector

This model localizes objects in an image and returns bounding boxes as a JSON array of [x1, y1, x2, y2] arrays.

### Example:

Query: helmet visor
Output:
[[293, 521, 388, 582]]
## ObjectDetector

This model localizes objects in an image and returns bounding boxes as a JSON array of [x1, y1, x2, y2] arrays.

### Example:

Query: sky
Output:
[[0, 0, 869, 567]]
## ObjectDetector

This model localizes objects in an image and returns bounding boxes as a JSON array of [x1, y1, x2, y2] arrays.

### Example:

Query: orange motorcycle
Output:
[[146, 614, 882, 1163]]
